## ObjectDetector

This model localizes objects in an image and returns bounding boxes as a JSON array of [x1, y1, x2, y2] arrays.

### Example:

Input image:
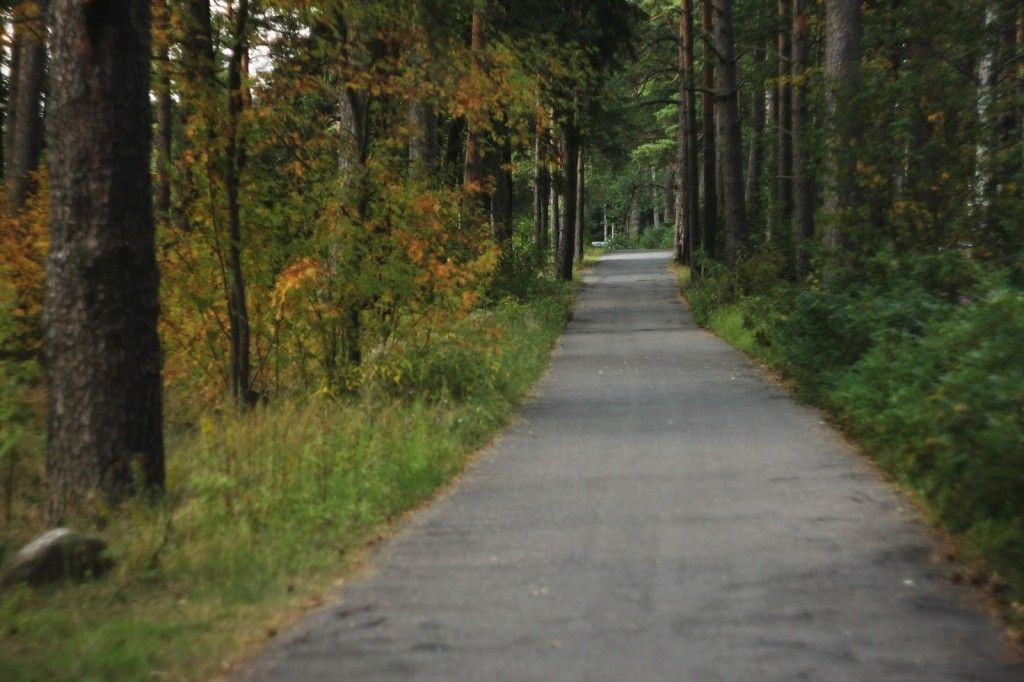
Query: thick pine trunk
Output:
[[713, 0, 746, 266], [745, 40, 768, 230], [680, 0, 700, 264], [792, 0, 814, 275], [409, 101, 438, 176], [4, 0, 48, 211], [676, 8, 687, 264], [46, 0, 164, 517], [701, 0, 718, 259], [823, 0, 863, 249], [226, 0, 252, 405], [555, 119, 579, 281]]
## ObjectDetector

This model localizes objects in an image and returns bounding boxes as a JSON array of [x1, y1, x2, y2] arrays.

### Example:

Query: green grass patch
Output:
[[0, 289, 573, 681]]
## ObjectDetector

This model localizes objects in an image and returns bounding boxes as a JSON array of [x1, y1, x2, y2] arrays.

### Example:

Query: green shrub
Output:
[[0, 281, 38, 526], [682, 251, 1024, 604], [638, 225, 674, 250], [605, 224, 674, 251]]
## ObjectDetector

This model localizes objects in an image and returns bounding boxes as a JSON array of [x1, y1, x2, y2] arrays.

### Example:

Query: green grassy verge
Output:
[[675, 254, 1024, 639], [0, 290, 573, 681]]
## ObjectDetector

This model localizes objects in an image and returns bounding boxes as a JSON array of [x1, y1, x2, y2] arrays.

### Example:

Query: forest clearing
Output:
[[1, 0, 1023, 679]]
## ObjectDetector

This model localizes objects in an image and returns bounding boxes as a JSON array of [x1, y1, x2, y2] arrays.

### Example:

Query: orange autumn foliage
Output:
[[0, 171, 48, 350]]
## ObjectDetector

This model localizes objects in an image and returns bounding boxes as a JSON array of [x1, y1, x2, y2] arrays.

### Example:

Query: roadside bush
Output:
[[639, 225, 674, 250], [832, 286, 1024, 589], [681, 251, 1024, 602]]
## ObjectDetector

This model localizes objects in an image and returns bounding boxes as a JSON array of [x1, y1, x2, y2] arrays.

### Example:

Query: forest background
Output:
[[1, 0, 1023, 678]]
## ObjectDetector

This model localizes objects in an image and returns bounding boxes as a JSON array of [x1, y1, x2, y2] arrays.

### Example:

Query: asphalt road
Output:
[[245, 250, 1021, 681]]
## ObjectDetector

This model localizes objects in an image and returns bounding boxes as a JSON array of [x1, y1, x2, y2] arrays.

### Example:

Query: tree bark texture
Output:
[[226, 0, 252, 404], [679, 0, 700, 264], [823, 0, 863, 249], [792, 0, 814, 275], [745, 39, 768, 230], [409, 101, 438, 177], [701, 0, 718, 259], [46, 0, 164, 517], [555, 120, 579, 281], [5, 0, 48, 211], [713, 0, 747, 266]]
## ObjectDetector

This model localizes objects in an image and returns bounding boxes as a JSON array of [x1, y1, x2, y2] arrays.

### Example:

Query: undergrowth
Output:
[[679, 248, 1024, 631], [605, 224, 674, 251], [0, 285, 572, 681]]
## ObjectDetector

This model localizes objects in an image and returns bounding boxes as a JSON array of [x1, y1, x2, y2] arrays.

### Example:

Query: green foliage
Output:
[[605, 224, 674, 251], [0, 281, 38, 525], [681, 252, 1024, 608]]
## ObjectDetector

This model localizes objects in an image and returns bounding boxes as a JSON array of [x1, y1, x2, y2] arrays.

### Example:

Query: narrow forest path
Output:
[[244, 251, 1020, 681]]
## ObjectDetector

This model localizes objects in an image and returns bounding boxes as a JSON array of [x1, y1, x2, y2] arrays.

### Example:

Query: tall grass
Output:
[[0, 291, 572, 681]]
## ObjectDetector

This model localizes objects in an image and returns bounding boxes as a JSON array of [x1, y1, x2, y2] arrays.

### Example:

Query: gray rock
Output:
[[1, 528, 112, 588]]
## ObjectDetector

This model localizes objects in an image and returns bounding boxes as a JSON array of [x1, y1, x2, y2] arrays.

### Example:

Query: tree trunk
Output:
[[664, 167, 676, 236], [823, 0, 863, 249], [701, 0, 718, 259], [533, 123, 550, 253], [154, 0, 173, 226], [776, 0, 794, 230], [225, 0, 252, 405], [46, 0, 164, 517], [575, 151, 585, 262], [442, 116, 466, 187], [713, 0, 746, 266], [792, 0, 814, 275], [551, 171, 561, 256], [745, 39, 768, 231], [555, 118, 579, 281], [5, 0, 48, 211], [409, 101, 438, 177], [680, 0, 700, 264]]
